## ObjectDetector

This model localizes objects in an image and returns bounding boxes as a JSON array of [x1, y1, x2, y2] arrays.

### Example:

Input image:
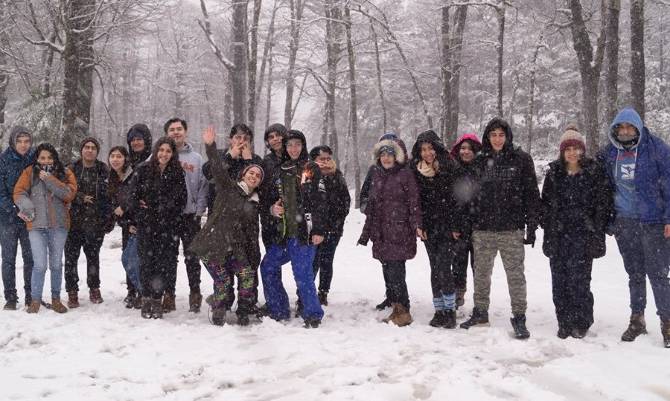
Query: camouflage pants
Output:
[[472, 230, 527, 315]]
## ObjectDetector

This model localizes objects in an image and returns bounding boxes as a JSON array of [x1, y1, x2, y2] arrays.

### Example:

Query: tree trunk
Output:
[[264, 51, 274, 130], [496, 3, 506, 118], [248, 0, 262, 132], [630, 0, 645, 120], [231, 0, 249, 125], [324, 0, 341, 159], [440, 6, 451, 143], [0, 0, 9, 142], [369, 22, 387, 134], [526, 34, 543, 153], [344, 5, 360, 208], [255, 0, 278, 113], [60, 0, 96, 162], [448, 5, 468, 144], [604, 0, 620, 129], [284, 0, 304, 129]]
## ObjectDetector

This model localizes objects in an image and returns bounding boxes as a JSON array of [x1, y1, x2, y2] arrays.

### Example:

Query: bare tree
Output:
[[604, 0, 620, 128], [248, 0, 262, 132], [323, 0, 342, 158], [343, 4, 360, 207], [284, 0, 305, 129], [630, 0, 645, 119], [369, 21, 387, 134]]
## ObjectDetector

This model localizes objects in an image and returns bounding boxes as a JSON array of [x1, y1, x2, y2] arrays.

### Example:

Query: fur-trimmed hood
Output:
[[372, 139, 406, 165]]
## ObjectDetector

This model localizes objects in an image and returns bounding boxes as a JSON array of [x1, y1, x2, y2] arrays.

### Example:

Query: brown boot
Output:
[[661, 319, 670, 348], [67, 291, 79, 309], [621, 313, 647, 342], [51, 298, 68, 314], [26, 300, 40, 314], [162, 292, 176, 313], [382, 303, 399, 323], [89, 289, 104, 304], [391, 304, 413, 327], [188, 291, 202, 313]]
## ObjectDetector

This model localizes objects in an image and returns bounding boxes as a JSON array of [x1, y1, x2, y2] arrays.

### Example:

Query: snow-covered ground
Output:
[[1, 210, 669, 401]]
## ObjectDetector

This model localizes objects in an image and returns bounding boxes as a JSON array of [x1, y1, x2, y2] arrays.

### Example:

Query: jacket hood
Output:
[[282, 129, 309, 163], [411, 130, 446, 161], [372, 139, 406, 165], [450, 133, 482, 159], [481, 118, 513, 153], [9, 126, 32, 151], [376, 132, 409, 162], [608, 107, 645, 150], [126, 124, 152, 150]]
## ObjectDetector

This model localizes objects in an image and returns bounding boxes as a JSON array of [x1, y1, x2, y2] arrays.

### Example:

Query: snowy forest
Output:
[[1, 0, 668, 195]]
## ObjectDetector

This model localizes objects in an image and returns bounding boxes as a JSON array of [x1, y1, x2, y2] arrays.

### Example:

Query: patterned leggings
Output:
[[205, 258, 256, 311]]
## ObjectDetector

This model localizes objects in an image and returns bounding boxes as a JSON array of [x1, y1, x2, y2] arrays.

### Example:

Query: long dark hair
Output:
[[108, 146, 130, 175], [148, 137, 180, 171], [33, 143, 66, 181]]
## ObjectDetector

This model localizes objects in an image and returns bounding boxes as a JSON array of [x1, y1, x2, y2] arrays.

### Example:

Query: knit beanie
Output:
[[239, 164, 264, 182], [80, 136, 101, 153], [559, 125, 585, 153]]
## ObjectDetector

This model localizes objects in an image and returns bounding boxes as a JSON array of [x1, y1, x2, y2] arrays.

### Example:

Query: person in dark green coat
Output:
[[190, 127, 263, 326]]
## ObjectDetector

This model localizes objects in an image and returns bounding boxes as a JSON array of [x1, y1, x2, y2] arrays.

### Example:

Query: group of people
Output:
[[0, 107, 668, 347]]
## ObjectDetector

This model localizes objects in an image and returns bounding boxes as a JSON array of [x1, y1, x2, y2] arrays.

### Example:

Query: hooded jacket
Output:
[[203, 148, 263, 214], [597, 107, 670, 224], [176, 142, 208, 216], [68, 159, 111, 231], [0, 126, 35, 225], [472, 119, 541, 232], [126, 124, 152, 169], [410, 130, 462, 240], [359, 133, 408, 214]]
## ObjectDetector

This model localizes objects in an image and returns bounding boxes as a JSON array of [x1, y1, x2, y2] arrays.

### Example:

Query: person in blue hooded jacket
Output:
[[597, 107, 670, 348], [0, 126, 35, 310]]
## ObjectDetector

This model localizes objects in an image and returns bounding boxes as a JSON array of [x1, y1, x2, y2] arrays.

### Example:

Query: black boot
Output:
[[460, 308, 489, 329], [318, 291, 328, 306], [621, 313, 647, 342], [295, 299, 304, 318], [510, 313, 530, 339], [375, 298, 391, 311], [557, 325, 570, 339], [140, 298, 152, 319], [152, 299, 163, 319], [443, 310, 457, 329], [125, 290, 136, 309], [211, 307, 226, 326], [236, 300, 252, 326], [661, 319, 670, 348], [429, 311, 447, 327], [304, 318, 321, 328]]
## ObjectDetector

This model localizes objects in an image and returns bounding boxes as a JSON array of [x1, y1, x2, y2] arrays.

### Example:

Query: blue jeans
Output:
[[121, 235, 142, 292], [1, 223, 33, 302], [260, 238, 323, 321], [614, 218, 670, 320], [29, 228, 68, 301]]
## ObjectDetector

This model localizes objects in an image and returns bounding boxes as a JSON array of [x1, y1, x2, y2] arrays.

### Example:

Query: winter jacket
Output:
[[127, 161, 187, 234], [260, 151, 284, 246], [472, 122, 541, 232], [108, 167, 135, 230], [320, 168, 350, 236], [597, 107, 670, 225], [359, 133, 409, 214], [127, 124, 152, 169], [13, 166, 77, 231], [176, 143, 208, 216], [203, 149, 264, 214], [190, 142, 261, 268], [0, 128, 35, 226], [68, 159, 111, 231], [541, 158, 613, 259], [360, 139, 422, 261], [410, 130, 462, 240]]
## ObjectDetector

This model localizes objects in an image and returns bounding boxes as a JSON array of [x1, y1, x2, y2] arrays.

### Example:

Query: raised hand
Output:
[[202, 126, 216, 145]]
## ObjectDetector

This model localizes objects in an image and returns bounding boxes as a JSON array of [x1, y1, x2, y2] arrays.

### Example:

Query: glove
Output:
[[523, 227, 536, 247]]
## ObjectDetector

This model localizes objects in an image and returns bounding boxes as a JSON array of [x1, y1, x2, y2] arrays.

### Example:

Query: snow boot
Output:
[[571, 327, 588, 339], [3, 300, 17, 311], [151, 298, 163, 319], [382, 303, 400, 323], [429, 311, 447, 327], [318, 291, 328, 306], [67, 291, 79, 309], [140, 298, 152, 319], [189, 291, 202, 313], [211, 308, 226, 326], [661, 319, 670, 348], [456, 287, 466, 308], [391, 304, 413, 327], [510, 313, 530, 339], [162, 292, 176, 313], [89, 288, 104, 304], [51, 298, 68, 314], [26, 300, 40, 314], [460, 307, 489, 329], [376, 298, 391, 311], [304, 318, 321, 328], [443, 309, 457, 329], [133, 295, 142, 309], [621, 313, 647, 342], [557, 325, 570, 339], [124, 290, 136, 309], [295, 299, 304, 318]]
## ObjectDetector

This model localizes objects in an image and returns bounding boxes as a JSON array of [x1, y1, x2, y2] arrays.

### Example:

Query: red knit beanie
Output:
[[559, 125, 586, 154]]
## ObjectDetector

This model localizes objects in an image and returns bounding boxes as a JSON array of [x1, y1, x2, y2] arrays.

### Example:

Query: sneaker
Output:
[[557, 326, 570, 339], [162, 292, 176, 313], [510, 313, 530, 339], [571, 327, 588, 339], [621, 313, 647, 342], [429, 311, 447, 327], [3, 301, 18, 311], [460, 308, 489, 329], [318, 291, 328, 306], [443, 309, 457, 329], [375, 298, 391, 311], [89, 289, 104, 304], [51, 298, 68, 314], [67, 291, 79, 309], [189, 291, 203, 313]]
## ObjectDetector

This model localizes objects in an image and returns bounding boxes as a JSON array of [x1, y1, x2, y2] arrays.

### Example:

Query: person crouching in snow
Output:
[[541, 125, 613, 339], [358, 137, 423, 326], [411, 130, 462, 328], [128, 137, 187, 319], [190, 127, 263, 326], [259, 130, 327, 328]]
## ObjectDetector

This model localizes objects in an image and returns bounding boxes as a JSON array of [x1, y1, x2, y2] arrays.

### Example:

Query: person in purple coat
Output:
[[358, 137, 423, 326]]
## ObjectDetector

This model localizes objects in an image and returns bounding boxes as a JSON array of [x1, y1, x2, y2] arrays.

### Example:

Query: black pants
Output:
[[139, 226, 179, 299], [424, 237, 455, 298], [313, 233, 341, 294], [64, 228, 104, 292], [453, 239, 474, 290], [382, 260, 409, 309], [169, 214, 202, 294], [549, 236, 594, 331]]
